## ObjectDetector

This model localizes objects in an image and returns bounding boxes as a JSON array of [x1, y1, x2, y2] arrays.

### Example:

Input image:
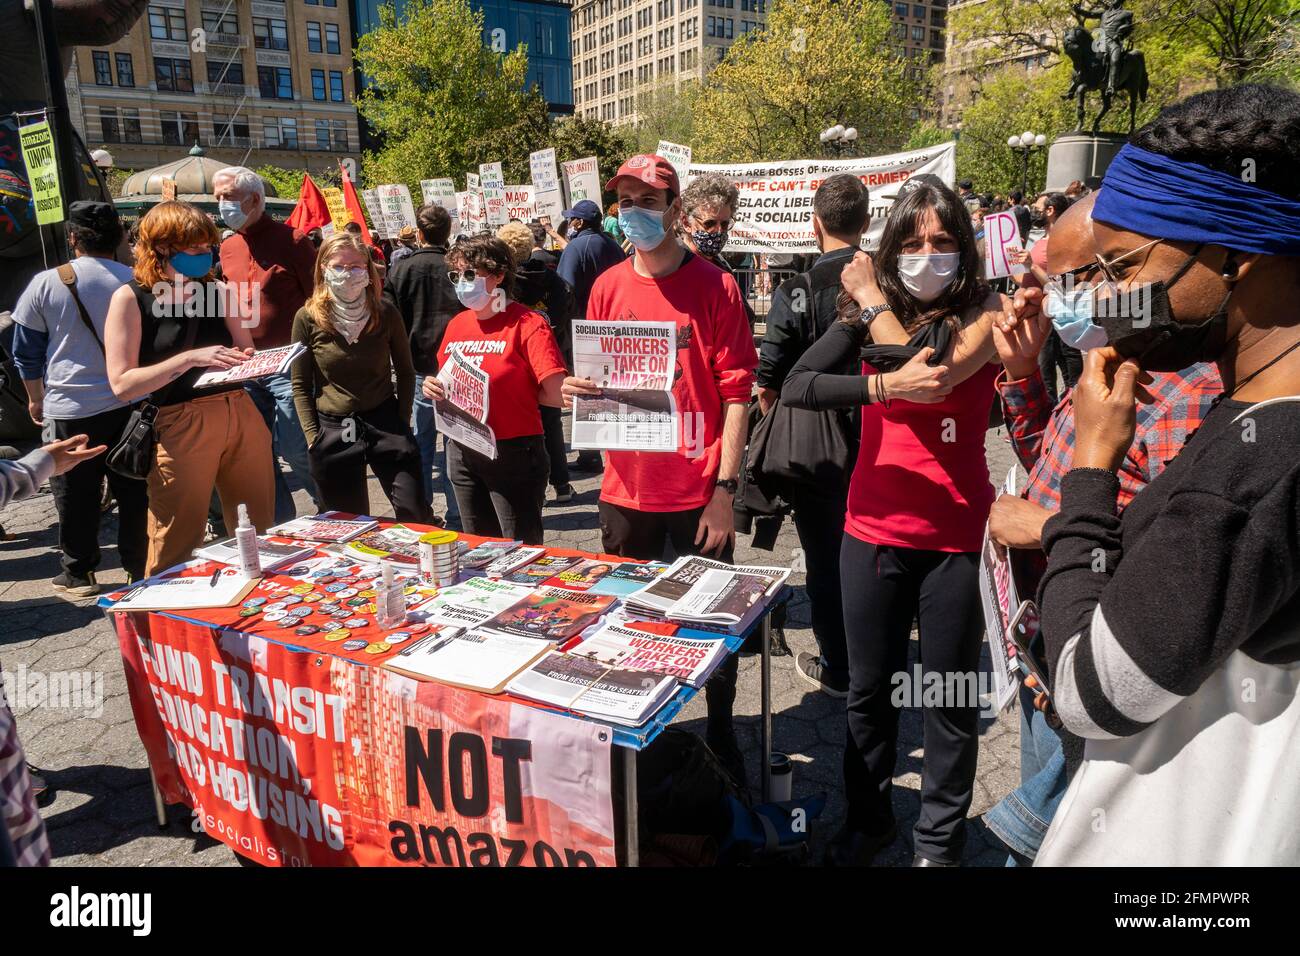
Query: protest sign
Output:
[[690, 142, 956, 253], [113, 610, 616, 866], [361, 188, 388, 240], [562, 156, 602, 208], [17, 120, 63, 225], [435, 350, 497, 459], [571, 320, 678, 451], [529, 148, 565, 222], [978, 467, 1022, 713], [321, 186, 350, 232], [983, 210, 1027, 280], [656, 140, 692, 186], [504, 184, 536, 221], [377, 184, 418, 237], [420, 177, 457, 220], [480, 161, 508, 226], [465, 172, 486, 232], [454, 191, 470, 235]]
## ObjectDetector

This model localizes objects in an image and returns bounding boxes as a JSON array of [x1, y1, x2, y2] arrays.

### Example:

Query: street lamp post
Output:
[[1007, 130, 1048, 196], [820, 124, 860, 159]]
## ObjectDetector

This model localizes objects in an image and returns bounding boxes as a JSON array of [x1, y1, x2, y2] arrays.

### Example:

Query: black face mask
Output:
[[1091, 246, 1234, 373], [1029, 209, 1046, 226]]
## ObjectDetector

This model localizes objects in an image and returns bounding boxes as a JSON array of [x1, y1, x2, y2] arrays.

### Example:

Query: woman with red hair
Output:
[[104, 200, 274, 575]]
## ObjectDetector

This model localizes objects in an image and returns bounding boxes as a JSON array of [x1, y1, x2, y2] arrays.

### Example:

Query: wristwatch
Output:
[[715, 478, 739, 495], [860, 303, 894, 326]]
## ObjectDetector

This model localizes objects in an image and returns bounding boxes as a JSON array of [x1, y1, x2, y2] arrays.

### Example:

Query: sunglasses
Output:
[[446, 269, 478, 284]]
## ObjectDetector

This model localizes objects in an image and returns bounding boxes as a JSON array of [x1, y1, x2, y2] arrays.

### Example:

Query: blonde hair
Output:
[[132, 201, 221, 288], [304, 232, 384, 336], [496, 221, 535, 266]]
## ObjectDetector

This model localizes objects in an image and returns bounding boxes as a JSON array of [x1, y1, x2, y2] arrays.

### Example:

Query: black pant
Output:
[[598, 499, 738, 739], [46, 407, 149, 580], [840, 534, 983, 864], [1038, 329, 1083, 406], [787, 487, 849, 674], [308, 397, 429, 523], [539, 404, 570, 490], [446, 434, 549, 544]]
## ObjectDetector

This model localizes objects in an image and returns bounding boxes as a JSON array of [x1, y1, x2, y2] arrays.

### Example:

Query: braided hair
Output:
[[1129, 84, 1300, 199]]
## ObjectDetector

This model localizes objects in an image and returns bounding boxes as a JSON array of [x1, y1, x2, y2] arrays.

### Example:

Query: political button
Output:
[[359, 589, 377, 599], [341, 639, 368, 651], [263, 610, 287, 623], [243, 597, 268, 608], [324, 628, 351, 642], [291, 584, 313, 595], [322, 620, 343, 631], [238, 608, 260, 618], [386, 632, 411, 644], [365, 642, 392, 654], [295, 625, 321, 636], [344, 617, 369, 628]]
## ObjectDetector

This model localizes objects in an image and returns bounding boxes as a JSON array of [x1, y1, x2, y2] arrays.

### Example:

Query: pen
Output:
[[209, 568, 222, 588]]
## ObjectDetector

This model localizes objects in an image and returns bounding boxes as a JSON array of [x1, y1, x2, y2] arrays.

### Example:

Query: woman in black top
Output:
[[104, 200, 274, 575]]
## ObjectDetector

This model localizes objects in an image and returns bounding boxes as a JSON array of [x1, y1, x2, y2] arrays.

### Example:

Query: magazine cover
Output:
[[268, 512, 378, 543], [671, 568, 773, 624], [483, 586, 616, 641], [543, 559, 618, 591], [417, 577, 534, 628], [570, 621, 727, 687], [573, 666, 678, 727], [588, 561, 668, 597], [343, 525, 426, 565], [461, 539, 522, 569], [482, 545, 545, 578], [505, 651, 607, 708], [502, 554, 584, 586]]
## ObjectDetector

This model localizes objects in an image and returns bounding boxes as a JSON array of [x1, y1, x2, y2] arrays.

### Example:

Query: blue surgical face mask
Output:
[[455, 276, 492, 311], [619, 206, 668, 251], [170, 250, 213, 278], [218, 199, 249, 231], [1046, 282, 1108, 350]]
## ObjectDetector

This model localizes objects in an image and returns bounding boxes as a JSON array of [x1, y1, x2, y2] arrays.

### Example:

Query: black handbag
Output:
[[748, 396, 856, 494], [56, 265, 197, 481]]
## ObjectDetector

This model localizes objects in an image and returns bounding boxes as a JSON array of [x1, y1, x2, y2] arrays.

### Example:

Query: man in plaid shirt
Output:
[[982, 191, 1222, 865]]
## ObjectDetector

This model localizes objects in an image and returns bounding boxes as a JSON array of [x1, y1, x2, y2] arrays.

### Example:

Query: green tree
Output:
[[549, 115, 636, 199], [903, 121, 955, 150], [630, 79, 699, 155], [354, 0, 548, 191], [691, 0, 922, 162]]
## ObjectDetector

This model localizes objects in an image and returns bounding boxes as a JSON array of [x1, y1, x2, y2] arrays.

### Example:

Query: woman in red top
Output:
[[782, 181, 1007, 867], [421, 235, 566, 544]]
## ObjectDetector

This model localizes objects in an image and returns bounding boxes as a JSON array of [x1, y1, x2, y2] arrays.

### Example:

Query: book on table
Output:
[[340, 525, 426, 566], [267, 511, 378, 543], [505, 651, 679, 727], [480, 545, 545, 578], [481, 586, 617, 642], [584, 561, 669, 596], [416, 577, 535, 629], [501, 554, 584, 586], [194, 536, 316, 570], [460, 539, 523, 570], [383, 628, 550, 694]]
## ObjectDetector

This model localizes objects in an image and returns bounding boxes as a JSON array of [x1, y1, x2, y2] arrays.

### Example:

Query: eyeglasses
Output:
[[446, 269, 478, 284], [692, 216, 732, 232], [1046, 261, 1102, 289], [1092, 238, 1162, 283]]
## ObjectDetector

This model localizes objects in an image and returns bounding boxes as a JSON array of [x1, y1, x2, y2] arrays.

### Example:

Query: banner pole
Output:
[[761, 611, 773, 802], [31, 0, 80, 258], [622, 748, 639, 867]]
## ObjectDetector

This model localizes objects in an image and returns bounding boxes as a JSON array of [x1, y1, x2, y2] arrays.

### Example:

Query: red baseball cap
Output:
[[605, 154, 680, 196]]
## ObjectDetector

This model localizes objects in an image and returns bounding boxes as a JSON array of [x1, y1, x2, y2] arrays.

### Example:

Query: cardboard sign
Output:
[[361, 188, 388, 240], [377, 183, 418, 236], [983, 210, 1027, 280], [322, 186, 351, 230], [479, 161, 507, 227], [656, 140, 692, 187], [18, 120, 63, 225], [529, 148, 565, 223], [504, 184, 536, 222], [562, 156, 602, 208]]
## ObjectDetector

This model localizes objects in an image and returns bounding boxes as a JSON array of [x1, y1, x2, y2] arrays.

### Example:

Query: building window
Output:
[[148, 5, 186, 41], [311, 68, 326, 100], [201, 10, 237, 36], [325, 23, 340, 54], [329, 70, 344, 101], [315, 119, 331, 150], [93, 51, 112, 86], [212, 115, 250, 146], [121, 108, 142, 143], [258, 65, 294, 99], [912, 25, 924, 41], [894, 2, 907, 16], [98, 107, 118, 142], [160, 110, 199, 146], [307, 21, 322, 52], [207, 60, 244, 88], [263, 116, 298, 149], [115, 53, 135, 87], [155, 57, 194, 93], [332, 120, 348, 150], [253, 17, 289, 51]]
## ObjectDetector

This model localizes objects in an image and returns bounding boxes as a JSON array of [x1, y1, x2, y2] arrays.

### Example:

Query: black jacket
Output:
[[757, 246, 857, 391], [382, 246, 459, 375], [514, 254, 577, 363]]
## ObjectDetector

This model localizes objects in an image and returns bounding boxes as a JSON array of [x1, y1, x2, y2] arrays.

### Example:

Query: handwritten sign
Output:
[[983, 210, 1027, 280], [18, 120, 63, 225]]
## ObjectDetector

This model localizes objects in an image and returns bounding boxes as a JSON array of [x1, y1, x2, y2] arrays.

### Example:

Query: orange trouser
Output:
[[145, 389, 275, 575]]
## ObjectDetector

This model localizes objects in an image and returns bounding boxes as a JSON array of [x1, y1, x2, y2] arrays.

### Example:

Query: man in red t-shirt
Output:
[[562, 155, 757, 782]]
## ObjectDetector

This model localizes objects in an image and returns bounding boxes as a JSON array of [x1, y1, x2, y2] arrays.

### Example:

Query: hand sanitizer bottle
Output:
[[376, 561, 407, 630], [235, 504, 261, 579]]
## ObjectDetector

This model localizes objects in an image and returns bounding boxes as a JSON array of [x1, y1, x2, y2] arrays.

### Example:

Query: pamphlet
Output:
[[482, 586, 616, 641], [506, 651, 678, 727], [461, 539, 522, 570], [570, 621, 729, 687], [434, 350, 497, 459], [570, 320, 678, 451], [383, 629, 550, 693], [481, 546, 545, 579], [342, 525, 426, 566], [543, 558, 619, 591], [416, 577, 534, 628], [194, 536, 316, 571], [624, 555, 789, 632], [979, 466, 1022, 713], [502, 554, 584, 586], [268, 512, 378, 543], [588, 561, 669, 597], [106, 565, 259, 612], [194, 343, 306, 388]]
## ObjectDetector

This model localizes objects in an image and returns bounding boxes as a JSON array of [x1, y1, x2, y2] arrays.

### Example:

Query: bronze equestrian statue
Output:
[[1062, 0, 1150, 134]]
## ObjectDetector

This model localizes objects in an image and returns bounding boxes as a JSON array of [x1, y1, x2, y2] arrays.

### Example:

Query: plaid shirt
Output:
[[998, 363, 1224, 511], [1, 697, 49, 866]]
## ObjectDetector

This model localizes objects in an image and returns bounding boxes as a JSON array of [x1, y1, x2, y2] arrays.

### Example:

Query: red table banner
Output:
[[113, 611, 617, 867]]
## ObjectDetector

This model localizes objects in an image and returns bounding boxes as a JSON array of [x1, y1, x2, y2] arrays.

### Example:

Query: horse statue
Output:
[[1061, 19, 1149, 133]]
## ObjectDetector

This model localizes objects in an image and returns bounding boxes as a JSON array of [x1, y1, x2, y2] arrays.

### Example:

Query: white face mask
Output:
[[455, 276, 493, 312], [324, 265, 369, 301], [897, 253, 961, 304]]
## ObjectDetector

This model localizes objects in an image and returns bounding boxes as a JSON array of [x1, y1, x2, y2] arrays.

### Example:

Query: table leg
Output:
[[150, 767, 167, 828], [761, 612, 772, 802], [622, 747, 639, 867]]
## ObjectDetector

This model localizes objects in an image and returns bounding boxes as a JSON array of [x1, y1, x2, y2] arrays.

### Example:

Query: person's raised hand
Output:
[[992, 287, 1049, 379], [840, 251, 885, 309], [1071, 346, 1154, 472], [882, 348, 951, 404]]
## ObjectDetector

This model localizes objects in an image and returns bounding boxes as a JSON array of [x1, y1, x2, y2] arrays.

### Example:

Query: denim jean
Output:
[[245, 372, 318, 524], [984, 681, 1069, 865], [412, 383, 460, 527]]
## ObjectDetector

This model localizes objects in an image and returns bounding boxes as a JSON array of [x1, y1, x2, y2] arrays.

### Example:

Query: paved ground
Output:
[[1, 427, 1022, 867]]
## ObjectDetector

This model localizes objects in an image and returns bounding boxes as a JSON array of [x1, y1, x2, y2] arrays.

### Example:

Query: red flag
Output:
[[338, 162, 379, 251], [286, 172, 332, 233]]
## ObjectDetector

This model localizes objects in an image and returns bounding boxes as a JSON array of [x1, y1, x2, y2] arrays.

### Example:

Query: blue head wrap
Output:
[[1093, 144, 1300, 256]]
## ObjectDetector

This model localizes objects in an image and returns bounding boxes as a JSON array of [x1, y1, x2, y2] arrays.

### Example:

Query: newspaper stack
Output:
[[505, 651, 679, 727], [623, 556, 790, 634]]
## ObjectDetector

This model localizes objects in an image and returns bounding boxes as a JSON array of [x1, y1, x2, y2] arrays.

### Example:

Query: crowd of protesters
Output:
[[3, 82, 1298, 869]]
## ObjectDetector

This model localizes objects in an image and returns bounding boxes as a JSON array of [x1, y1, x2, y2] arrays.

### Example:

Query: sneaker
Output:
[[51, 571, 99, 597], [796, 652, 849, 698], [912, 853, 958, 867], [552, 484, 573, 504], [824, 821, 898, 867]]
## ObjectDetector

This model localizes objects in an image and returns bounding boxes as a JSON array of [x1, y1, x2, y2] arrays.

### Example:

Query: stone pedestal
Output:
[[1046, 132, 1127, 193]]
